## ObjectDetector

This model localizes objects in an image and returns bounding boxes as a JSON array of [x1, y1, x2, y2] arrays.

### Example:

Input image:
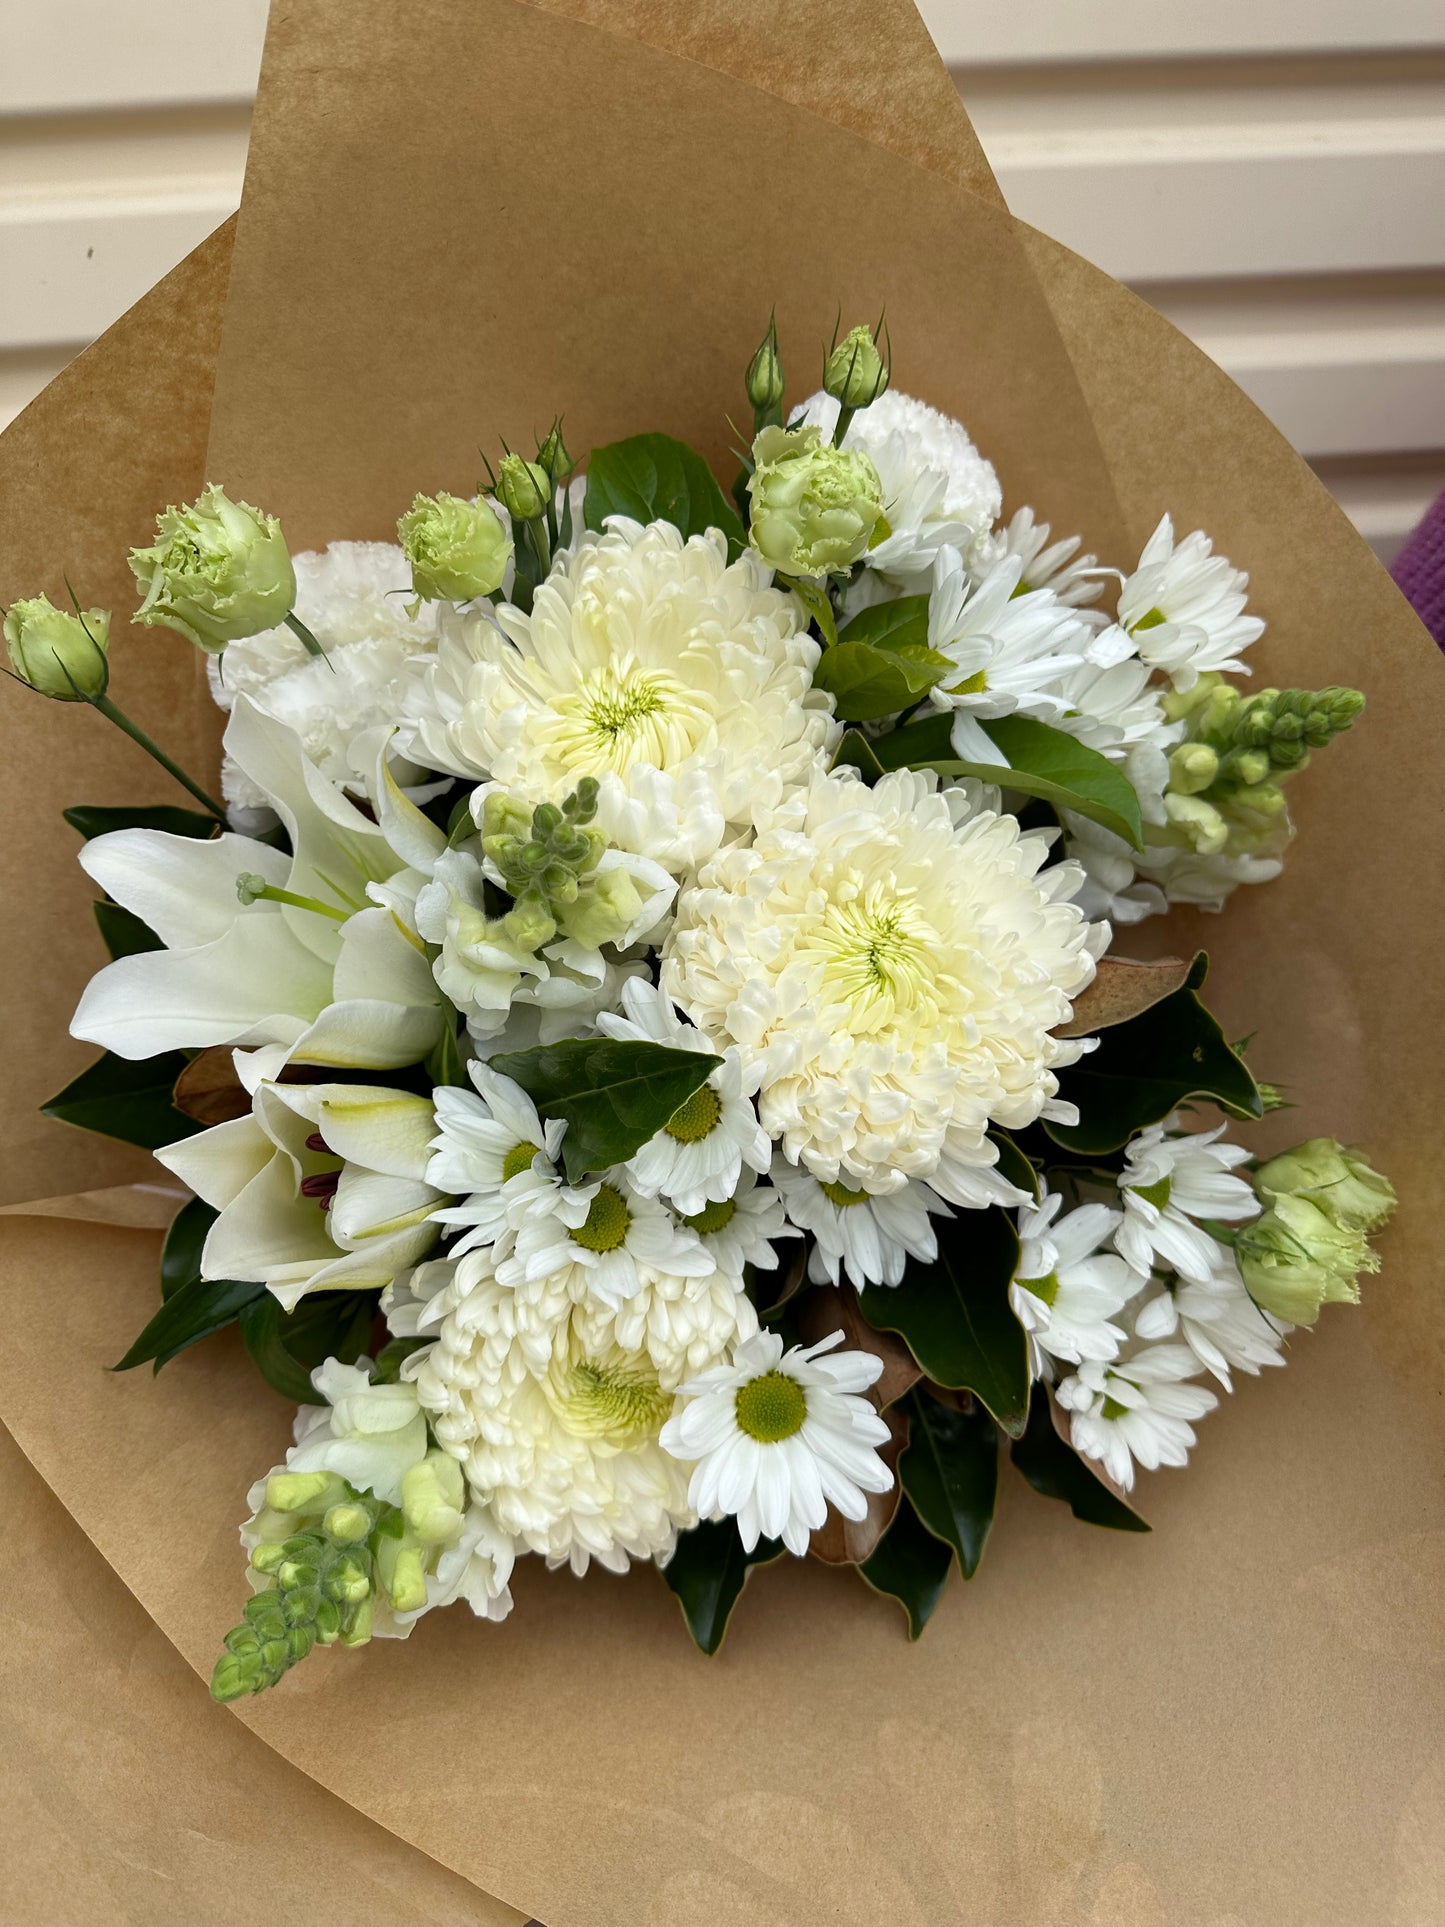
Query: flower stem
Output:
[[89, 693, 227, 821], [284, 611, 332, 667], [831, 403, 857, 449]]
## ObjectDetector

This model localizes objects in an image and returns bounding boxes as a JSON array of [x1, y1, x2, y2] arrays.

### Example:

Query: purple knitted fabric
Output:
[[1390, 489, 1445, 649]]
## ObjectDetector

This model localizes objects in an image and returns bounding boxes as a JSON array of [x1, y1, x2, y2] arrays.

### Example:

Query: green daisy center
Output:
[[820, 1179, 870, 1207], [570, 1183, 631, 1253], [684, 1196, 737, 1236], [1017, 1270, 1060, 1307], [1131, 1174, 1173, 1213], [735, 1370, 808, 1443], [665, 1082, 722, 1144], [501, 1139, 541, 1182], [1101, 1395, 1130, 1421], [1133, 608, 1168, 631]]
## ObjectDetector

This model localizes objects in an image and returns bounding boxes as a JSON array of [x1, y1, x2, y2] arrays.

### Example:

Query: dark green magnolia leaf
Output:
[[872, 711, 1144, 849], [1011, 1390, 1150, 1532], [857, 1208, 1030, 1436], [64, 803, 217, 841], [93, 899, 161, 959], [814, 596, 952, 722], [161, 1195, 218, 1300], [584, 433, 745, 556], [858, 1494, 953, 1638], [239, 1291, 376, 1404], [900, 1391, 999, 1578], [114, 1273, 264, 1374], [1047, 952, 1261, 1155], [989, 1129, 1039, 1200], [42, 1048, 202, 1150], [830, 728, 885, 782], [662, 1519, 784, 1654], [490, 1038, 722, 1184]]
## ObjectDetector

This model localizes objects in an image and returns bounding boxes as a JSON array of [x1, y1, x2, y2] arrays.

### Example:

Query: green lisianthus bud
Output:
[[537, 420, 574, 487], [1237, 1193, 1378, 1326], [397, 490, 511, 602], [497, 454, 551, 523], [823, 324, 889, 412], [1253, 1137, 1396, 1233], [746, 423, 885, 579], [745, 315, 785, 416], [4, 595, 110, 700], [130, 485, 296, 652]]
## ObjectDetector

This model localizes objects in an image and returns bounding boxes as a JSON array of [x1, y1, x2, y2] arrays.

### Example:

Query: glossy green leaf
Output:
[[858, 1494, 953, 1638], [93, 898, 161, 959], [42, 1048, 202, 1150], [813, 595, 952, 721], [836, 595, 932, 653], [584, 433, 745, 556], [1047, 952, 1261, 1155], [661, 1519, 784, 1654], [900, 1392, 999, 1578], [160, 1195, 218, 1300], [239, 1291, 376, 1404], [114, 1273, 264, 1374], [1011, 1391, 1150, 1532], [871, 711, 1144, 849], [857, 1208, 1030, 1436], [490, 1038, 722, 1184], [64, 803, 217, 841], [830, 728, 885, 782]]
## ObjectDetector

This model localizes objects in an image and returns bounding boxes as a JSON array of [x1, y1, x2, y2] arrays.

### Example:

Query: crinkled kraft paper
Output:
[[0, 2, 1441, 1922]]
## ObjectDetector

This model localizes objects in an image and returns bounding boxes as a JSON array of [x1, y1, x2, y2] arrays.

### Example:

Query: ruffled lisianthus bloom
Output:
[[1117, 514, 1264, 692], [791, 388, 1002, 586], [663, 765, 1102, 1195], [208, 542, 440, 813], [398, 519, 840, 871], [660, 1329, 895, 1555]]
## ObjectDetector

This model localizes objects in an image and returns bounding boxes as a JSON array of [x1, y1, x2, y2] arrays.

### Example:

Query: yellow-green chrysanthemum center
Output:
[[810, 883, 940, 1022], [820, 1179, 870, 1208], [665, 1081, 722, 1144], [735, 1370, 807, 1443], [502, 1139, 541, 1182], [685, 1196, 737, 1236], [556, 1357, 672, 1443], [543, 656, 712, 777], [570, 1183, 631, 1253]]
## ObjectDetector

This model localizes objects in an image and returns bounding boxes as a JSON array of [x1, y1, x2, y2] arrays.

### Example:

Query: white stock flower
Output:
[[925, 549, 1090, 724], [399, 520, 839, 871], [1132, 1264, 1289, 1388], [770, 1156, 950, 1290], [497, 1167, 712, 1309], [664, 766, 1101, 1193], [1116, 1119, 1261, 1285], [596, 978, 770, 1214], [1009, 1191, 1136, 1375], [791, 389, 1002, 584], [1118, 515, 1264, 691], [1056, 1346, 1218, 1491], [424, 1061, 568, 1255], [660, 1329, 894, 1556]]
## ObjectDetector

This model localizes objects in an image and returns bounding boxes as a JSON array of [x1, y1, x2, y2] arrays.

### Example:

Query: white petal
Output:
[[78, 829, 288, 950]]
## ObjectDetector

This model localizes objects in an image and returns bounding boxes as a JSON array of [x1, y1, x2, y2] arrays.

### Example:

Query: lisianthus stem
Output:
[[89, 693, 227, 821], [831, 403, 857, 449], [527, 516, 552, 576], [284, 611, 331, 662]]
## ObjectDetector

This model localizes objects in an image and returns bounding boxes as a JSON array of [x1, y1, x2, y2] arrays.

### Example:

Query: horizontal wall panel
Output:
[[921, 0, 1445, 64], [2, 0, 268, 115]]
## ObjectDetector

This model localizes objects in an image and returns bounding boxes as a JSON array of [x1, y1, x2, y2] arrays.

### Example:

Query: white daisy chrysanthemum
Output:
[[1009, 1190, 1136, 1376], [210, 541, 439, 811], [791, 389, 1003, 585], [1051, 653, 1178, 763], [925, 548, 1091, 725], [664, 765, 1102, 1194], [1055, 1345, 1218, 1491], [424, 1061, 568, 1256], [660, 1329, 895, 1555], [675, 1168, 799, 1277], [1117, 515, 1264, 692], [988, 506, 1104, 608], [1132, 1264, 1289, 1388], [1115, 1118, 1261, 1285], [769, 1155, 950, 1290], [397, 520, 839, 872], [496, 1165, 713, 1308], [595, 978, 770, 1214]]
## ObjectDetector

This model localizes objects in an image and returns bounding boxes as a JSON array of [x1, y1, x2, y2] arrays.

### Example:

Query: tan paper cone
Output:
[[1, 2, 1441, 1922]]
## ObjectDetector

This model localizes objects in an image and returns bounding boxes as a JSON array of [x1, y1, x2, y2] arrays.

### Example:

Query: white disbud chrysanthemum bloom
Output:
[[925, 548, 1091, 731], [397, 520, 839, 872], [1117, 515, 1264, 692], [661, 1329, 895, 1555], [209, 542, 440, 814], [664, 765, 1102, 1195], [424, 1061, 568, 1255], [1055, 1346, 1219, 1491], [1115, 1118, 1261, 1285], [497, 1166, 713, 1308], [596, 978, 770, 1214], [790, 389, 1003, 586], [576, 1255, 760, 1393], [770, 1155, 950, 1290], [1009, 1190, 1137, 1377], [1132, 1264, 1289, 1389]]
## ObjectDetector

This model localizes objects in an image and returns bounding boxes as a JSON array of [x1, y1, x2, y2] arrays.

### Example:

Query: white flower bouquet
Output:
[[13, 311, 1395, 1698]]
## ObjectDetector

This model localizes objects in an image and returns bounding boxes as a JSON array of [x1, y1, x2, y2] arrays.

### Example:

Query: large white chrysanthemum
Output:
[[397, 520, 839, 872], [664, 767, 1102, 1193]]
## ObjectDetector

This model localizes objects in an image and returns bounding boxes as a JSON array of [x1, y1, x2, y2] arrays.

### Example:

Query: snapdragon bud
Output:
[[130, 485, 296, 653], [745, 314, 785, 418], [1253, 1137, 1396, 1233], [823, 323, 889, 412], [401, 1449, 466, 1547], [746, 423, 885, 579], [397, 490, 512, 602], [4, 595, 110, 700], [564, 864, 645, 949], [497, 453, 551, 523], [1166, 742, 1218, 795]]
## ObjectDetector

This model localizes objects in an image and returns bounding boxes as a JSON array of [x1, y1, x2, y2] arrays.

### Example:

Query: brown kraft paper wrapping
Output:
[[0, 2, 1441, 1922]]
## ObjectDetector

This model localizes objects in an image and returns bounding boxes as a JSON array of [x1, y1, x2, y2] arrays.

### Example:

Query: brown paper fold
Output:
[[2, 1, 1442, 1922]]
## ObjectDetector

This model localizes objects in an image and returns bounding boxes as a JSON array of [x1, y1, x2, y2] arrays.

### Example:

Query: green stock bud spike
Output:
[[481, 791, 534, 843], [266, 1469, 345, 1515], [745, 313, 786, 421], [5, 595, 111, 701], [497, 453, 551, 523], [323, 1502, 372, 1544], [563, 776, 600, 821], [823, 323, 889, 414], [1166, 742, 1219, 795]]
